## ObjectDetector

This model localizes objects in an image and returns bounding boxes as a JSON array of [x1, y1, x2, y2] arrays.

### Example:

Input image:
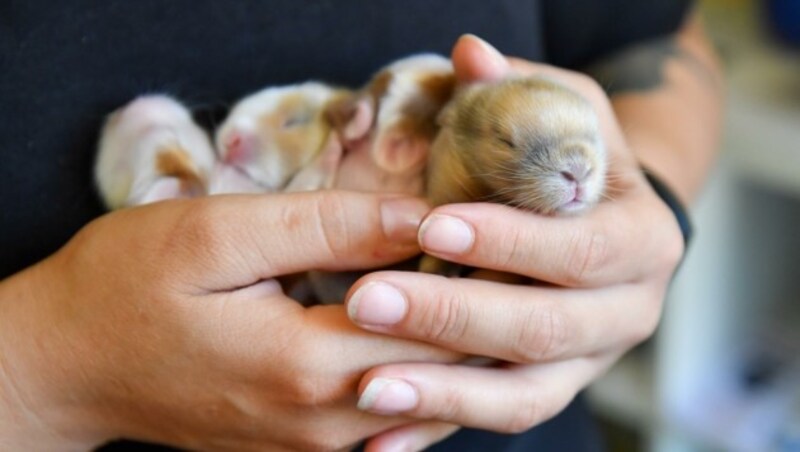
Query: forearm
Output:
[[587, 12, 724, 205]]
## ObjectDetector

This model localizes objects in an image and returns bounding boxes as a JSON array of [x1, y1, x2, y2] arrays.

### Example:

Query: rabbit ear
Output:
[[372, 121, 431, 174], [324, 94, 375, 146], [325, 90, 429, 174], [325, 69, 394, 146], [371, 72, 454, 174], [129, 146, 206, 206], [134, 177, 187, 204], [284, 131, 343, 192]]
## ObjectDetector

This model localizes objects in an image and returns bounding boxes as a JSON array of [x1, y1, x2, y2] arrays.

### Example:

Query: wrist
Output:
[[0, 260, 111, 450], [642, 168, 693, 247]]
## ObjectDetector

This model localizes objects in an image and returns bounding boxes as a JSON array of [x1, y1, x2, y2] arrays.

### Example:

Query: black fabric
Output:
[[416, 394, 604, 452], [542, 0, 692, 68], [0, 1, 690, 450], [98, 394, 603, 452], [0, 0, 544, 279]]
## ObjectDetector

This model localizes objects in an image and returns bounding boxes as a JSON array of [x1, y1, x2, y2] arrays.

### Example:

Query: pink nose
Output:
[[222, 131, 255, 165], [560, 162, 592, 183]]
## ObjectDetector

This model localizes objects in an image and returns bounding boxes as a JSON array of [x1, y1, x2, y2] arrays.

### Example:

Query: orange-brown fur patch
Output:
[[323, 71, 396, 139], [418, 72, 455, 107], [156, 146, 205, 195], [398, 72, 456, 141], [261, 93, 329, 172], [368, 70, 394, 103], [156, 146, 199, 180], [322, 91, 361, 133]]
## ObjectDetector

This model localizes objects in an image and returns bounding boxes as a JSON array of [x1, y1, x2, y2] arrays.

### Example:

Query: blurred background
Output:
[[586, 0, 800, 451]]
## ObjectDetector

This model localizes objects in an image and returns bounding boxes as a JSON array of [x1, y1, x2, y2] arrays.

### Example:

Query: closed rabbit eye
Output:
[[496, 135, 514, 148], [491, 124, 514, 148], [282, 113, 312, 129]]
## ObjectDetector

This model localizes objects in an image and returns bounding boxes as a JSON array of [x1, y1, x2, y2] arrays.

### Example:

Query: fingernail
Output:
[[381, 437, 423, 452], [381, 198, 429, 244], [418, 214, 474, 255], [358, 378, 419, 414], [462, 33, 505, 62], [347, 282, 407, 326]]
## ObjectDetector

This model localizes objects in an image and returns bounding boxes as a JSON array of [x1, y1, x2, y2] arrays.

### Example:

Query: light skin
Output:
[[350, 14, 723, 452], [0, 12, 722, 452], [0, 192, 463, 451]]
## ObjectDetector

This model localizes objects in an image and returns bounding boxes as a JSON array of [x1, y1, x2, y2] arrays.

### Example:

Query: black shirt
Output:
[[1, 1, 689, 449]]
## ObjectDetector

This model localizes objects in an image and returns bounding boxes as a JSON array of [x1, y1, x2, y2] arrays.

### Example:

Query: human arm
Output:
[[587, 11, 723, 204], [347, 13, 723, 450], [0, 191, 460, 451]]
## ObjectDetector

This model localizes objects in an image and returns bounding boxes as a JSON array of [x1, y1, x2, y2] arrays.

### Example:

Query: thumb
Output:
[[160, 191, 429, 291], [451, 34, 511, 83]]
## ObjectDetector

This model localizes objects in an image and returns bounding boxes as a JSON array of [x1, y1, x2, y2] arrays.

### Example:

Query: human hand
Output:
[[0, 191, 461, 451], [344, 35, 685, 451]]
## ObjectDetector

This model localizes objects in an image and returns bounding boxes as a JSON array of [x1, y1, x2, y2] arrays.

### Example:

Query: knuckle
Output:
[[59, 215, 111, 267], [418, 283, 471, 344], [572, 72, 594, 88], [512, 306, 570, 363], [627, 292, 663, 346], [579, 73, 604, 95], [276, 334, 335, 408], [287, 369, 337, 410], [503, 391, 565, 434], [496, 225, 526, 270], [573, 73, 608, 104], [290, 431, 330, 452], [425, 385, 462, 423], [165, 199, 228, 260], [563, 229, 610, 286], [629, 316, 658, 346], [287, 372, 326, 407], [309, 192, 357, 262], [297, 430, 348, 452], [658, 225, 685, 273], [504, 397, 544, 434]]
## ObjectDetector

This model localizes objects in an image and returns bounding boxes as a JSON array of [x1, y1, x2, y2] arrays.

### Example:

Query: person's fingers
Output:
[[450, 35, 599, 95], [192, 295, 465, 387], [364, 421, 460, 452], [451, 34, 511, 83], [450, 34, 631, 158], [175, 297, 463, 450], [416, 189, 682, 288], [140, 191, 428, 291], [346, 273, 662, 363], [356, 355, 616, 433], [301, 305, 465, 368]]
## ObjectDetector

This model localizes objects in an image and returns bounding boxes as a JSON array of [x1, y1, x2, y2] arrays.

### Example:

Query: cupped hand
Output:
[[0, 191, 461, 451], [346, 35, 685, 451]]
